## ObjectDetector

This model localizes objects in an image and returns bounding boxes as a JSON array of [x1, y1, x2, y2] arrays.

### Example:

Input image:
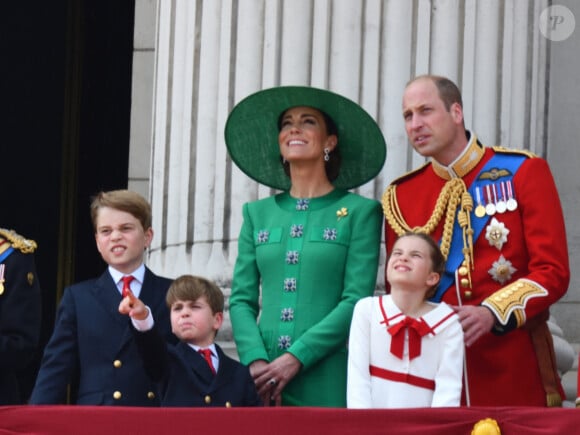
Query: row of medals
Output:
[[474, 181, 518, 218]]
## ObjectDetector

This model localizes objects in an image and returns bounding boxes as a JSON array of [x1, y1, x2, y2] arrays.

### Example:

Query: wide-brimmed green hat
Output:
[[224, 86, 387, 190]]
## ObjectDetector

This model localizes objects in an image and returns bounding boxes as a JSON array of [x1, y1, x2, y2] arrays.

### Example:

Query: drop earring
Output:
[[324, 148, 330, 162]]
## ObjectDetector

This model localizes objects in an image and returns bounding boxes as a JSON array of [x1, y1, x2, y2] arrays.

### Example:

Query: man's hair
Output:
[[166, 275, 224, 315], [90, 190, 152, 231], [409, 74, 463, 111]]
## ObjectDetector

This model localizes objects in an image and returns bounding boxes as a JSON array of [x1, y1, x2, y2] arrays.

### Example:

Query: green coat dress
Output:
[[230, 189, 382, 407]]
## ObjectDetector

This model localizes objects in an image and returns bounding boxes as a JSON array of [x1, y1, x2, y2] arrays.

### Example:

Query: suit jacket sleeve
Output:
[[131, 325, 169, 383], [30, 286, 78, 404]]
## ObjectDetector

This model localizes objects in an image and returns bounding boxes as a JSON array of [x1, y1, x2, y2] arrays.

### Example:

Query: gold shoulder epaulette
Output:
[[0, 228, 37, 254], [492, 145, 537, 158], [388, 162, 431, 185]]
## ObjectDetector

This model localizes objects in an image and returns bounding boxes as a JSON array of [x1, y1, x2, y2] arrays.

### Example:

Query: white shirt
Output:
[[109, 264, 146, 298]]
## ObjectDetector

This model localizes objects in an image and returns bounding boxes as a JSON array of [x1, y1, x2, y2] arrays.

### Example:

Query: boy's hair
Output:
[[90, 190, 152, 232], [396, 232, 446, 299], [166, 275, 224, 314]]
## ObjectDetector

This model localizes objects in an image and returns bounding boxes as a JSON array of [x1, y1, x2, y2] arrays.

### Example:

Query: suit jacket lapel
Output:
[[91, 271, 127, 325], [178, 343, 216, 384], [212, 344, 235, 389], [89, 271, 134, 349]]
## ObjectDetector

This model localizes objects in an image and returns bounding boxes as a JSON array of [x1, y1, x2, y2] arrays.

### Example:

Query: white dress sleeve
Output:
[[431, 311, 464, 407], [347, 297, 374, 408]]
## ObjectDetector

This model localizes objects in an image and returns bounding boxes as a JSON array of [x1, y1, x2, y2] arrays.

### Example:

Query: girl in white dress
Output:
[[347, 232, 464, 408]]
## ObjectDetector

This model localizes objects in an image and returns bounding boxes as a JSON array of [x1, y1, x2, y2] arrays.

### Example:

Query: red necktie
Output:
[[199, 348, 216, 375], [121, 275, 134, 298], [388, 316, 433, 360]]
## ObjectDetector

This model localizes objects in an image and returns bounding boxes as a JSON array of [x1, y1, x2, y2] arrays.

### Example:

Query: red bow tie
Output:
[[388, 316, 433, 360]]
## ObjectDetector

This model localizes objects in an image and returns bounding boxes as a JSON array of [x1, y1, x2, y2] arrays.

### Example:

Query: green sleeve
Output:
[[229, 203, 270, 365]]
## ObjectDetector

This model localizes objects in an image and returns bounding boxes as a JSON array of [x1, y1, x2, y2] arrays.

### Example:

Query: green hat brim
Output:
[[224, 86, 387, 190]]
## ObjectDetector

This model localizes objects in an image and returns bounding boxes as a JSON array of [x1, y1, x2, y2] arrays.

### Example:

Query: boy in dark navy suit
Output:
[[31, 190, 177, 406], [120, 274, 261, 407]]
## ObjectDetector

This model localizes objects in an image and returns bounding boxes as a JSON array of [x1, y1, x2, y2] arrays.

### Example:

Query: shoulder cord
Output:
[[382, 178, 474, 285], [0, 228, 37, 254]]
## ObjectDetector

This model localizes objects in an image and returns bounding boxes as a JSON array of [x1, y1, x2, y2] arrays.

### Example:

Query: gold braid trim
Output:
[[492, 145, 537, 159], [481, 279, 548, 326], [0, 228, 37, 254], [382, 178, 475, 286]]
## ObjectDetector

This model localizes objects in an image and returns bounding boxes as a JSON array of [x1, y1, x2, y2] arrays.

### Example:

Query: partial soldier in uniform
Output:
[[0, 228, 41, 404], [382, 75, 569, 406]]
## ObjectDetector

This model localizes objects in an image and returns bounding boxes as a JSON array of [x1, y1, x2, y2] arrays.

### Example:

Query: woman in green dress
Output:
[[225, 86, 387, 407]]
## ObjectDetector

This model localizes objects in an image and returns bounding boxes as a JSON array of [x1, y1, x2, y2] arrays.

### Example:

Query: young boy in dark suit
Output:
[[119, 274, 261, 407], [31, 190, 177, 406]]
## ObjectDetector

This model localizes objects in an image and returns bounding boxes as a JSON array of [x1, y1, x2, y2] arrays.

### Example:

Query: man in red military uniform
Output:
[[382, 75, 570, 406]]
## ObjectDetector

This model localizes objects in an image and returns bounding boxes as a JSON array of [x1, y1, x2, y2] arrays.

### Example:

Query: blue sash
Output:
[[430, 153, 526, 302], [0, 246, 14, 263]]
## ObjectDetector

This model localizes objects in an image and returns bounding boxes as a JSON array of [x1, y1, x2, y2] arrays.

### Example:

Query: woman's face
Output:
[[278, 106, 337, 166]]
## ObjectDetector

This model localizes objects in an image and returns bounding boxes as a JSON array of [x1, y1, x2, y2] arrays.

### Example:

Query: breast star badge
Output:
[[488, 255, 517, 284], [485, 217, 510, 250]]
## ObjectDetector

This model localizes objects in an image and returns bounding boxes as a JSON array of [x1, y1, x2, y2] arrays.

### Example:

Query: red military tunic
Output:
[[382, 134, 570, 406]]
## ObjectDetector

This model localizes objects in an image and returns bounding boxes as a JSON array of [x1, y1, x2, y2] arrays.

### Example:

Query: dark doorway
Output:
[[2, 0, 136, 401]]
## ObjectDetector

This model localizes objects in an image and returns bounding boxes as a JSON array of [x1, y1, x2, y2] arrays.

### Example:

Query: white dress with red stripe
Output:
[[347, 295, 464, 408]]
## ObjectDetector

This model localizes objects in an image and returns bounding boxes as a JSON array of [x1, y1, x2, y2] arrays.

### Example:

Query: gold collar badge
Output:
[[431, 135, 485, 180]]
